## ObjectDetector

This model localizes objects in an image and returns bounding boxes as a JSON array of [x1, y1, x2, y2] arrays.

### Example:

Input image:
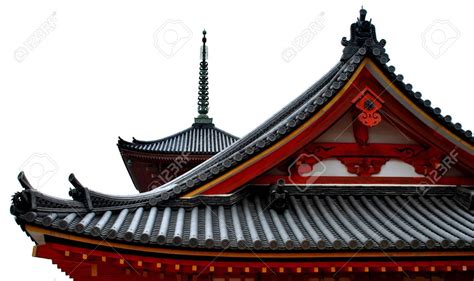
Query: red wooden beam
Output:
[[196, 66, 473, 196], [33, 243, 474, 280]]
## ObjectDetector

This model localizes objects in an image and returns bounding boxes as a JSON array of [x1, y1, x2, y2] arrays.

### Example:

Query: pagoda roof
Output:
[[118, 31, 238, 156], [118, 123, 238, 155]]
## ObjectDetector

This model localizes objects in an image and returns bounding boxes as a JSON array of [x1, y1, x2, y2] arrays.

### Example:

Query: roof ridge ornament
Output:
[[68, 173, 93, 210], [195, 29, 213, 126], [11, 172, 34, 215], [341, 7, 388, 62], [18, 171, 33, 190], [268, 179, 288, 212]]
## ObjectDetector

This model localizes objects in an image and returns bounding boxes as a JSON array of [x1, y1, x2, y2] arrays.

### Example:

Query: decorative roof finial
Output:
[[359, 6, 367, 21], [195, 29, 213, 125], [340, 7, 388, 63]]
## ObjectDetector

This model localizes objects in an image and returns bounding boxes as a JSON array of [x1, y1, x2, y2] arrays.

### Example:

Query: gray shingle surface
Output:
[[16, 193, 474, 251], [118, 125, 238, 154]]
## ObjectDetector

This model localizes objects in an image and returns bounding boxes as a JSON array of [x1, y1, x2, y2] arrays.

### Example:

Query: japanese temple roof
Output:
[[11, 180, 474, 251], [117, 124, 238, 155], [133, 9, 474, 202], [10, 9, 474, 254]]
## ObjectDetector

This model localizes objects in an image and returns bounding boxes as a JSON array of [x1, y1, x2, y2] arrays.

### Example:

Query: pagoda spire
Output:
[[195, 29, 213, 125]]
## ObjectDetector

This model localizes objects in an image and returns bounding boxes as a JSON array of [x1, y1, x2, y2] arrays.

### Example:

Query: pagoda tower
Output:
[[118, 30, 238, 192]]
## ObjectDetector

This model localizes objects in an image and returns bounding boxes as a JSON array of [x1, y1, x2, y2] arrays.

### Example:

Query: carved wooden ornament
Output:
[[352, 87, 384, 127]]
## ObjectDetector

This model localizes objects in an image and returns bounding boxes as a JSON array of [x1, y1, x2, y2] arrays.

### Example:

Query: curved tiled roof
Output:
[[7, 16, 474, 274], [27, 30, 474, 207], [13, 186, 474, 251], [118, 124, 238, 154], [10, 8, 469, 208], [10, 9, 474, 256], [136, 16, 474, 203]]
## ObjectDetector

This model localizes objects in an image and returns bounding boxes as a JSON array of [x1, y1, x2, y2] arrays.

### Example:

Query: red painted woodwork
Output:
[[353, 109, 369, 146], [253, 175, 474, 185], [35, 243, 474, 280], [199, 73, 363, 195], [339, 157, 390, 176], [198, 65, 474, 195], [295, 142, 447, 176], [352, 86, 384, 127], [199, 64, 474, 196], [120, 150, 212, 192]]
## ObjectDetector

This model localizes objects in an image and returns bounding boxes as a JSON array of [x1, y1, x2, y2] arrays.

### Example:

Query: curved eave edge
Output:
[[118, 126, 239, 146], [19, 224, 474, 256], [117, 145, 216, 157]]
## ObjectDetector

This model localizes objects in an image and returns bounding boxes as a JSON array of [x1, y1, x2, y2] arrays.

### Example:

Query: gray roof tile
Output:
[[15, 193, 474, 251], [118, 125, 238, 154]]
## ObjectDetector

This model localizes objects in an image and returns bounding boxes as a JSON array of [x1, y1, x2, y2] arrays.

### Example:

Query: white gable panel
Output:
[[316, 112, 355, 143], [311, 159, 355, 177], [368, 119, 417, 144], [372, 159, 422, 177]]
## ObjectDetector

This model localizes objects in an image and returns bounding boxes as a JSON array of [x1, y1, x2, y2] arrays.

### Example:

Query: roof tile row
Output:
[[19, 194, 474, 251], [118, 125, 238, 154]]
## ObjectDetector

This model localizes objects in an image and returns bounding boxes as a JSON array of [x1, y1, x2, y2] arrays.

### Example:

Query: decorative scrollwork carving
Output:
[[352, 87, 384, 127], [338, 157, 389, 176]]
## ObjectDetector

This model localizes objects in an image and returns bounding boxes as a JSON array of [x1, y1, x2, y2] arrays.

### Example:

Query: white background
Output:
[[1, 0, 473, 280]]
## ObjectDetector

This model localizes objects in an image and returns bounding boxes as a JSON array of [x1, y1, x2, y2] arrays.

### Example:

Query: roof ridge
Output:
[[125, 126, 195, 145]]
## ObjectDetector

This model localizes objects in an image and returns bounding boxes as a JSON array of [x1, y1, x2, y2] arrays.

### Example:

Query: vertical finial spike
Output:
[[196, 29, 210, 121], [359, 6, 367, 22], [200, 29, 208, 61]]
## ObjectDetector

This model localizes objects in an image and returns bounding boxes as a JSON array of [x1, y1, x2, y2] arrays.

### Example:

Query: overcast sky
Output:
[[1, 1, 473, 280]]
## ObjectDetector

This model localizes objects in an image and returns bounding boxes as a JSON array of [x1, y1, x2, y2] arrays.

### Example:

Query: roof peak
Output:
[[196, 29, 212, 124], [341, 7, 387, 61]]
